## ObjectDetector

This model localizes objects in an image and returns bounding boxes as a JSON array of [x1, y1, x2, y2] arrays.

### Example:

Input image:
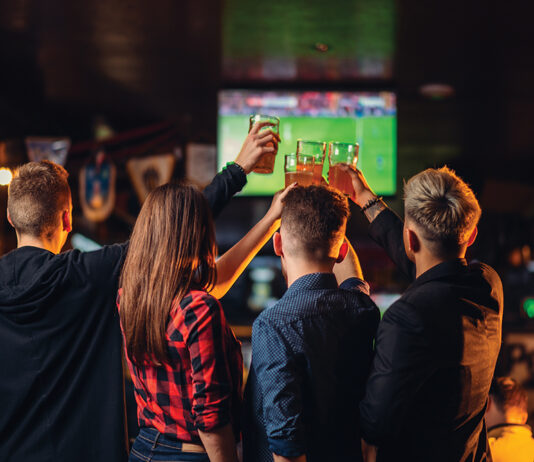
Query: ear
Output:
[[466, 226, 478, 247], [6, 210, 14, 228], [62, 210, 72, 233], [273, 231, 283, 257], [406, 227, 420, 254], [336, 240, 349, 263]]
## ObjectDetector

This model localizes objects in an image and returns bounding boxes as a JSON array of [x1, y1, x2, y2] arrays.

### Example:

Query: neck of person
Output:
[[284, 257, 335, 288], [414, 245, 467, 279], [17, 232, 64, 255]]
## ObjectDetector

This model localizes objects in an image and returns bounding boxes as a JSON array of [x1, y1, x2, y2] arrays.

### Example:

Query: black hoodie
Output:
[[0, 164, 246, 462], [0, 243, 128, 462]]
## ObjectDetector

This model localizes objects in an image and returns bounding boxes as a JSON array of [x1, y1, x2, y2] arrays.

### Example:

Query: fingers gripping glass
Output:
[[249, 115, 280, 174]]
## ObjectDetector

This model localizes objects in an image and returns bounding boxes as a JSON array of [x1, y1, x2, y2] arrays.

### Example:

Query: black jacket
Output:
[[0, 164, 245, 462], [360, 208, 503, 462]]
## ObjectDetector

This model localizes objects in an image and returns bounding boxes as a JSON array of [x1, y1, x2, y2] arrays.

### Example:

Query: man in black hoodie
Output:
[[0, 125, 279, 462]]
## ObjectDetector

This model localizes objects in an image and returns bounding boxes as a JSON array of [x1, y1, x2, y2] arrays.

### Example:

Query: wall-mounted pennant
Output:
[[25, 137, 71, 166], [185, 143, 216, 188], [79, 150, 116, 222], [126, 153, 175, 204]]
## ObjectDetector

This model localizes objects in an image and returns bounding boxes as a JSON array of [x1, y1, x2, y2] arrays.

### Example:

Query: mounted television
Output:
[[217, 90, 397, 196]]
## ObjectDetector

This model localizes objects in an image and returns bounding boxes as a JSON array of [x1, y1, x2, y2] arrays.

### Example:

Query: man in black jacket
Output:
[[0, 124, 279, 462], [340, 165, 503, 461]]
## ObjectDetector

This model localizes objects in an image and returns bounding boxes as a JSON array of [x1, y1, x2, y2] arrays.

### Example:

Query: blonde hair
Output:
[[403, 166, 481, 255]]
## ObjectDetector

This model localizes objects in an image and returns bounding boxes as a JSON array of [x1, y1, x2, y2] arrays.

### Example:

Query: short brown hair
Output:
[[8, 160, 71, 238], [404, 166, 481, 256], [281, 185, 350, 262], [490, 377, 528, 415]]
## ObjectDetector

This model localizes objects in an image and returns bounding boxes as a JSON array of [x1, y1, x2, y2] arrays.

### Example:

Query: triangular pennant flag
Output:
[[25, 137, 70, 166], [79, 151, 116, 223], [127, 153, 175, 204]]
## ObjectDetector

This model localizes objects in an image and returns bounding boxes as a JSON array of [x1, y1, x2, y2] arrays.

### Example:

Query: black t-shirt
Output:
[[0, 163, 246, 462]]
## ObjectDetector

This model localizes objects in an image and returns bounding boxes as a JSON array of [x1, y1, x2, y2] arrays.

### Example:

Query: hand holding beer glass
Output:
[[296, 140, 326, 185], [249, 115, 280, 174], [284, 154, 315, 187], [328, 142, 359, 195]]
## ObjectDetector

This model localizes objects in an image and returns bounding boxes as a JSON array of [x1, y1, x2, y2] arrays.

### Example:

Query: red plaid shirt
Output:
[[120, 290, 243, 443]]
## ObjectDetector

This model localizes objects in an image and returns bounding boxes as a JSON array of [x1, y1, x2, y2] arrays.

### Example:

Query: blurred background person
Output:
[[485, 377, 534, 462]]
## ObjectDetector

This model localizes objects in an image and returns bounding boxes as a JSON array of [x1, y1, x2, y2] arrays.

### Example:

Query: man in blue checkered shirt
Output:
[[243, 185, 380, 462]]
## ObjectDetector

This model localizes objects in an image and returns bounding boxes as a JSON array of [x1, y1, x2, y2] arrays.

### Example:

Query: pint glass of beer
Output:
[[328, 142, 359, 195], [249, 115, 280, 174], [284, 154, 315, 187], [296, 140, 326, 185]]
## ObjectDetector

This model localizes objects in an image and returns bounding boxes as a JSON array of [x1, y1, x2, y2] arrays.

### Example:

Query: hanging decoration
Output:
[[25, 137, 71, 165], [79, 149, 116, 222], [126, 153, 175, 204]]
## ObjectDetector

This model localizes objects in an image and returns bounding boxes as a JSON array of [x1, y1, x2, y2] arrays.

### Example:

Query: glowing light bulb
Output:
[[0, 168, 13, 186]]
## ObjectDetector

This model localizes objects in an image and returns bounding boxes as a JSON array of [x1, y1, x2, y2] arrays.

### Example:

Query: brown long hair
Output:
[[119, 183, 217, 364]]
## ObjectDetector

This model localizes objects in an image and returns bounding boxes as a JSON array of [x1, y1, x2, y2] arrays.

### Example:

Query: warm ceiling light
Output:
[[314, 42, 329, 52], [419, 83, 455, 100], [0, 168, 13, 186]]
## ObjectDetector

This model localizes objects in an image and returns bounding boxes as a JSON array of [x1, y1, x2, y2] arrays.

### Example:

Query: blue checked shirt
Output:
[[243, 273, 380, 462]]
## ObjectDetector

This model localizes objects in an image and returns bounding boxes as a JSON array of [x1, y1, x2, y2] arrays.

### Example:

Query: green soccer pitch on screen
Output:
[[217, 90, 397, 196]]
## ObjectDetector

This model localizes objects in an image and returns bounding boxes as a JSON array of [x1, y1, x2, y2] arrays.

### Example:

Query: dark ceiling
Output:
[[0, 0, 533, 184]]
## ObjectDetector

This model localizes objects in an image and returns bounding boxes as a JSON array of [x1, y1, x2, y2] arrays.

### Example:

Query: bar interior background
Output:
[[0, 0, 533, 434]]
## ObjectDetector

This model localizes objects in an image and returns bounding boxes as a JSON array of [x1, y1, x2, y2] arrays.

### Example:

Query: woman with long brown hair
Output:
[[119, 182, 291, 462]]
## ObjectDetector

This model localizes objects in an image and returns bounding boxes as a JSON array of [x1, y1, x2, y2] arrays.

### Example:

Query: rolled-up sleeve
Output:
[[251, 319, 306, 457], [185, 294, 233, 432]]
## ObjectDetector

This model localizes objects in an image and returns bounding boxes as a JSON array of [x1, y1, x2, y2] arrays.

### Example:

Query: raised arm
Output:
[[210, 185, 295, 300], [340, 165, 416, 280], [204, 122, 280, 218], [333, 238, 364, 285]]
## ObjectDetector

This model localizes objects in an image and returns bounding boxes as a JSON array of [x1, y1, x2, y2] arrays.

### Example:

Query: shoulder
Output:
[[173, 290, 224, 326], [469, 261, 503, 290], [179, 290, 220, 310]]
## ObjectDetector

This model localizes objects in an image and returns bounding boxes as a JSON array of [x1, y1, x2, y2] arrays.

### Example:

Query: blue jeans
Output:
[[129, 427, 209, 462]]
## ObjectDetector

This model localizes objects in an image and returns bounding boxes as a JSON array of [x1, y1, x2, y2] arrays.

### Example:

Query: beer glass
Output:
[[249, 115, 280, 174], [284, 154, 315, 187], [296, 140, 326, 185], [328, 142, 359, 195]]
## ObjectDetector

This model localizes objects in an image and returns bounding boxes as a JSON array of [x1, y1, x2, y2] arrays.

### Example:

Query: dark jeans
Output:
[[129, 427, 209, 462]]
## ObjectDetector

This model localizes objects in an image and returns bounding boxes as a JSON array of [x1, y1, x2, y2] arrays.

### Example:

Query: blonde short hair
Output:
[[403, 166, 481, 254]]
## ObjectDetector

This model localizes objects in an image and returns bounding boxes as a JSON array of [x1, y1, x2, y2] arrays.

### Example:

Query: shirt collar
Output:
[[286, 272, 338, 293], [410, 258, 468, 289]]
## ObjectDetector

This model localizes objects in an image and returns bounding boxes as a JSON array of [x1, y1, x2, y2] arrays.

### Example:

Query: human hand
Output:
[[266, 182, 297, 221], [338, 165, 376, 207], [234, 122, 281, 174]]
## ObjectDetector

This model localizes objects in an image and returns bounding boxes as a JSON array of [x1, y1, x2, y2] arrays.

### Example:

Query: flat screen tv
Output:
[[217, 90, 397, 196]]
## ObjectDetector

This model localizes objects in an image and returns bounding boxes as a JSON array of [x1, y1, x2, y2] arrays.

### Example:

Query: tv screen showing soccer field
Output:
[[217, 90, 397, 196]]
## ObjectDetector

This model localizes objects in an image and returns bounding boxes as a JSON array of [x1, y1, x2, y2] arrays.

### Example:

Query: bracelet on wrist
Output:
[[361, 196, 383, 212]]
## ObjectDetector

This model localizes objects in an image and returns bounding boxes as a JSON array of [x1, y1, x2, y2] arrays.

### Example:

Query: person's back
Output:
[[243, 185, 380, 462], [343, 165, 504, 461], [0, 244, 127, 461], [0, 156, 253, 461], [371, 260, 502, 460], [0, 161, 128, 462], [486, 377, 534, 462]]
